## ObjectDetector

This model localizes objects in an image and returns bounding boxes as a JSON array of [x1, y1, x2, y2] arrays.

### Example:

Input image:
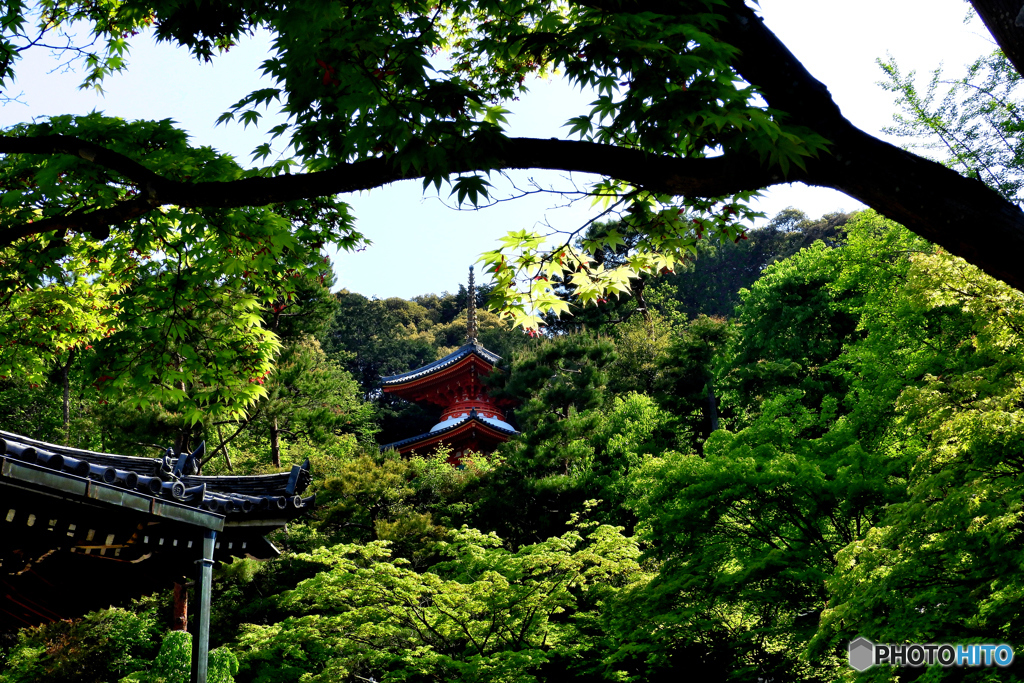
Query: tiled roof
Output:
[[0, 430, 314, 521], [380, 341, 501, 386], [0, 428, 317, 631]]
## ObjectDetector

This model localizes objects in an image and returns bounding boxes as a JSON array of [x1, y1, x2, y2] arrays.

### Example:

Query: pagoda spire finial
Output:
[[467, 265, 478, 343]]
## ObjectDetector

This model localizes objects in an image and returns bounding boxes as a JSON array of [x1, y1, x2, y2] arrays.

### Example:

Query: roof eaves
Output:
[[378, 413, 518, 452], [0, 455, 226, 530], [380, 342, 501, 386], [0, 432, 314, 522]]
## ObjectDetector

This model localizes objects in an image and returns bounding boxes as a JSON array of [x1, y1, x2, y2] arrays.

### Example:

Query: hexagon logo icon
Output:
[[849, 637, 875, 671]]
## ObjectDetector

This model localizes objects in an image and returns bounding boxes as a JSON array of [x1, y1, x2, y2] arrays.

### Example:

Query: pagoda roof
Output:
[[379, 409, 518, 453], [381, 340, 501, 387]]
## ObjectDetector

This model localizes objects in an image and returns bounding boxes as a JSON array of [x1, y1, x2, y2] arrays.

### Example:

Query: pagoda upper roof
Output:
[[381, 340, 501, 387]]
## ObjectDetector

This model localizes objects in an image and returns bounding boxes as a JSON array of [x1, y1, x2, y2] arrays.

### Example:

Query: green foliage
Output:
[[408, 446, 499, 530], [267, 272, 342, 341], [537, 209, 851, 335], [492, 332, 616, 435], [241, 334, 377, 467], [881, 49, 1024, 202], [314, 448, 497, 565], [655, 313, 733, 450], [337, 284, 528, 366], [121, 631, 190, 683], [0, 0, 152, 92], [606, 312, 673, 397], [809, 244, 1024, 676], [726, 239, 862, 420], [1, 0, 841, 334], [608, 211, 1024, 681], [317, 453, 422, 542], [236, 520, 646, 683], [0, 608, 159, 683], [0, 113, 363, 423], [0, 358, 105, 449], [10, 206, 1024, 683], [625, 393, 902, 681], [659, 209, 850, 321], [322, 292, 439, 396], [121, 631, 238, 683], [473, 392, 678, 544]]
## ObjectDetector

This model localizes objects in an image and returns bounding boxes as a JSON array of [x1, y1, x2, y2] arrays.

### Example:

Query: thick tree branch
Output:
[[969, 0, 1024, 76], [712, 0, 1024, 289], [5, 128, 1024, 290], [0, 135, 799, 246], [0, 134, 167, 186], [5, 0, 1024, 293], [625, 0, 1024, 291], [6, 198, 157, 243]]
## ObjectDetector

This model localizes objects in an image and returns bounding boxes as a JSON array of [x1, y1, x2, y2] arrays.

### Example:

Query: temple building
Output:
[[0, 429, 313, 683], [380, 267, 517, 462]]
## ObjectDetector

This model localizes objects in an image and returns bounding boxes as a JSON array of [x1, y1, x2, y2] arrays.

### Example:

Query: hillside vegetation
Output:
[[3, 210, 1024, 682]]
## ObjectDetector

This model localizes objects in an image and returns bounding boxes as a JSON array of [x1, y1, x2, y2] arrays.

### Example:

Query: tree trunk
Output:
[[173, 379, 193, 467], [215, 423, 234, 472], [60, 350, 74, 444], [174, 431, 190, 459], [62, 369, 69, 438], [172, 582, 188, 631], [633, 276, 650, 325], [270, 417, 282, 468], [706, 381, 719, 434]]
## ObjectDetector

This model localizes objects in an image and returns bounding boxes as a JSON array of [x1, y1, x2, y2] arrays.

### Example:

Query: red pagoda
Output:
[[380, 267, 516, 462]]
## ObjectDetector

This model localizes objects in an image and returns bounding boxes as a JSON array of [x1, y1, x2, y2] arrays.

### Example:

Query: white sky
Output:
[[3, 0, 992, 298]]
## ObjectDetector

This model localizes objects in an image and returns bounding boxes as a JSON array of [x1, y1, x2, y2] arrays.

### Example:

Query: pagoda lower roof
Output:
[[379, 411, 518, 453], [380, 341, 501, 387]]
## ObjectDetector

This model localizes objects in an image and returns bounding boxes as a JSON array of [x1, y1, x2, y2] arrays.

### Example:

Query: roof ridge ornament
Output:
[[172, 441, 204, 478], [467, 265, 478, 344]]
